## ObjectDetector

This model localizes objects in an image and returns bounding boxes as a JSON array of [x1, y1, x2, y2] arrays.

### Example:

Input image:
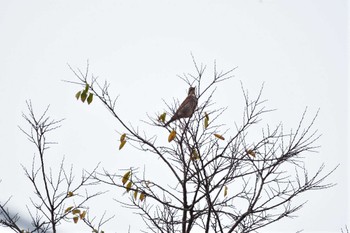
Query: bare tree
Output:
[[341, 226, 349, 233], [0, 101, 109, 233], [0, 195, 22, 232], [68, 59, 337, 233]]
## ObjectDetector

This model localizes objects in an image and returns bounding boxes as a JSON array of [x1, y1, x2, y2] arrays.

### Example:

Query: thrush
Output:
[[165, 87, 198, 126]]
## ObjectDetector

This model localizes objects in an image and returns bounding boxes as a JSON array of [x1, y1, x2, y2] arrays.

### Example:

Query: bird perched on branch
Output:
[[165, 87, 198, 126]]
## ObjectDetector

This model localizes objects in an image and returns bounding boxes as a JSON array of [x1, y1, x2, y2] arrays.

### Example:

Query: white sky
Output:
[[0, 0, 348, 232]]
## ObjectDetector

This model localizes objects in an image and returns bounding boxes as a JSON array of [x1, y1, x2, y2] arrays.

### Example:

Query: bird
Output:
[[165, 87, 198, 126]]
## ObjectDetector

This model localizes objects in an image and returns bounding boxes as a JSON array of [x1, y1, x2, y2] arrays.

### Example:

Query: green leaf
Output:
[[119, 140, 126, 150], [224, 186, 228, 197], [84, 83, 89, 92], [204, 112, 209, 129], [158, 112, 166, 123], [87, 93, 93, 104], [120, 133, 126, 142], [205, 112, 209, 121], [75, 91, 81, 100], [64, 206, 73, 213], [81, 90, 87, 103], [204, 117, 209, 129]]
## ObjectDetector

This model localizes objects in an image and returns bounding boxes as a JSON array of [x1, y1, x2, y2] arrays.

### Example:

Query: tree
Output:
[[0, 101, 111, 233], [0, 59, 338, 232], [67, 59, 337, 233]]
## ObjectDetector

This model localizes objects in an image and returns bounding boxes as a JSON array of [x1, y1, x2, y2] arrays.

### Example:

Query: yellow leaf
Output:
[[119, 140, 126, 150], [168, 130, 176, 142], [140, 192, 146, 201], [246, 149, 256, 158], [67, 191, 74, 197], [73, 216, 79, 224], [214, 134, 225, 140], [190, 149, 200, 160], [204, 112, 209, 129], [72, 209, 81, 215], [133, 189, 138, 200], [126, 181, 132, 192], [122, 171, 131, 185], [80, 211, 86, 220], [224, 186, 228, 197], [158, 112, 166, 123], [64, 206, 73, 213], [120, 133, 126, 142]]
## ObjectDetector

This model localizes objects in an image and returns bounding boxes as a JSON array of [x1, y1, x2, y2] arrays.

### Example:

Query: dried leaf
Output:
[[158, 112, 166, 123], [87, 93, 93, 104], [140, 192, 146, 201], [126, 181, 132, 192], [73, 216, 79, 224], [64, 206, 73, 213], [214, 134, 225, 140], [224, 186, 228, 197], [133, 189, 138, 200], [72, 209, 81, 215], [122, 171, 131, 185], [80, 211, 86, 220], [119, 140, 126, 150], [190, 149, 200, 160], [246, 149, 256, 158], [168, 130, 176, 142]]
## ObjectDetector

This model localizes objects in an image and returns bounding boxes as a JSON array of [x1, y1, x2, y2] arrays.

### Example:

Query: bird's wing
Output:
[[174, 96, 191, 116]]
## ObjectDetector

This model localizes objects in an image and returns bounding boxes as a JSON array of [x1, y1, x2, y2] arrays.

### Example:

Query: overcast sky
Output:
[[0, 1, 348, 232]]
